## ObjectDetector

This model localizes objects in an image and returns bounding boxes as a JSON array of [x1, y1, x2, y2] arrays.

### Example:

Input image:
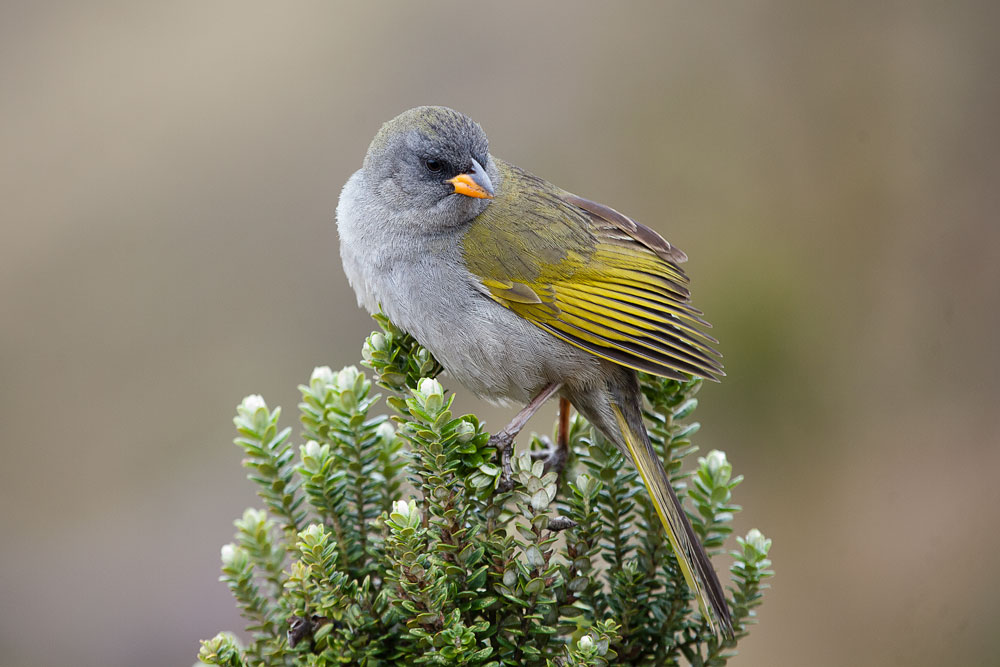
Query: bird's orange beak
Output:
[[448, 174, 493, 199], [447, 158, 495, 199]]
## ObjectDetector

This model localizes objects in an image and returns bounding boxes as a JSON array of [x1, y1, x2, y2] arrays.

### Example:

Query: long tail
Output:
[[611, 403, 734, 639]]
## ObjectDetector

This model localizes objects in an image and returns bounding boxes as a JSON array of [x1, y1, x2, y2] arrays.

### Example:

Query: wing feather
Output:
[[563, 282, 715, 336], [462, 161, 722, 381], [553, 293, 720, 369]]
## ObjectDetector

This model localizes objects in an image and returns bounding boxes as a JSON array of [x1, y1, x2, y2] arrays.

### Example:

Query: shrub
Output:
[[198, 315, 772, 666]]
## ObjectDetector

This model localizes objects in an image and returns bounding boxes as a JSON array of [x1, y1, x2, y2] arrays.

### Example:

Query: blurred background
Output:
[[2, 2, 998, 665]]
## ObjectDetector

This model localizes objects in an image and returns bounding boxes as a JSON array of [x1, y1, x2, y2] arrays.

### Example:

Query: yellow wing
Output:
[[462, 162, 722, 381]]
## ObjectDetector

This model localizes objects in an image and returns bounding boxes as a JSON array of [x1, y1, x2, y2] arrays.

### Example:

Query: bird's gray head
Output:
[[361, 106, 498, 230]]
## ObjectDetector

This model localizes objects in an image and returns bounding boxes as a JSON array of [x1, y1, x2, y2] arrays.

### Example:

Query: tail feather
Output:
[[611, 404, 734, 639]]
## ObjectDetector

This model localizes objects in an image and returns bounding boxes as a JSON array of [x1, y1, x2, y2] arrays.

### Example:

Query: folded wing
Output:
[[462, 165, 722, 381]]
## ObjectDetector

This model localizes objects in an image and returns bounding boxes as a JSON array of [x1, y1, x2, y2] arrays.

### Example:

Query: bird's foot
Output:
[[486, 382, 564, 494], [530, 435, 569, 475], [489, 430, 515, 493]]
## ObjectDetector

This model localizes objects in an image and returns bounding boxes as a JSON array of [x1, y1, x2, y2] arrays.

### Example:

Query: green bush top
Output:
[[198, 315, 772, 666]]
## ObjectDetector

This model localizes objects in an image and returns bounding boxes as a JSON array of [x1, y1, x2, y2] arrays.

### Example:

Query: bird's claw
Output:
[[530, 435, 569, 474], [489, 431, 515, 493]]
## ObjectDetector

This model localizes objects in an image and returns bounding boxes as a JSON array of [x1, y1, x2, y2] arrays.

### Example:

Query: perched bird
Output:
[[336, 106, 731, 637]]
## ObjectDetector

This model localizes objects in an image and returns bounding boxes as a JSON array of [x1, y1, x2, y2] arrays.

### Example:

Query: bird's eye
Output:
[[423, 158, 444, 173]]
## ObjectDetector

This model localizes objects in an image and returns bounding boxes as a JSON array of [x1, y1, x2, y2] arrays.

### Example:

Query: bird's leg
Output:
[[491, 382, 562, 491], [531, 398, 571, 475]]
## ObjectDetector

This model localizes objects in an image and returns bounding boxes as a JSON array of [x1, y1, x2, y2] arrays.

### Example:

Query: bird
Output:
[[336, 105, 732, 638]]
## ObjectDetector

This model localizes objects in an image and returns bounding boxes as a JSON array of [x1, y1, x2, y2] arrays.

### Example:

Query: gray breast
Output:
[[337, 169, 605, 404]]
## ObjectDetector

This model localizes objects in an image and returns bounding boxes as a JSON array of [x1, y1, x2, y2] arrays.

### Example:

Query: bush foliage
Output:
[[199, 315, 772, 666]]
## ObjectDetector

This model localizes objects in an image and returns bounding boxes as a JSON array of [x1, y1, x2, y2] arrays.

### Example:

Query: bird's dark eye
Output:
[[423, 158, 445, 173]]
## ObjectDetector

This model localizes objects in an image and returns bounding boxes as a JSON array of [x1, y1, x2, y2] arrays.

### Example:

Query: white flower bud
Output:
[[242, 508, 266, 525], [367, 332, 386, 351], [454, 420, 475, 443], [416, 377, 443, 398], [745, 528, 771, 554], [415, 378, 444, 412], [310, 366, 335, 386], [303, 439, 323, 460], [299, 524, 325, 542], [705, 450, 727, 475], [702, 449, 731, 484], [335, 366, 361, 392], [376, 421, 396, 442], [240, 394, 267, 414], [392, 499, 409, 516]]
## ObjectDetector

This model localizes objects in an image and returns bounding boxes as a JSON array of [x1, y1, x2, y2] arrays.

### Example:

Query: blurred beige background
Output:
[[2, 2, 999, 665]]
